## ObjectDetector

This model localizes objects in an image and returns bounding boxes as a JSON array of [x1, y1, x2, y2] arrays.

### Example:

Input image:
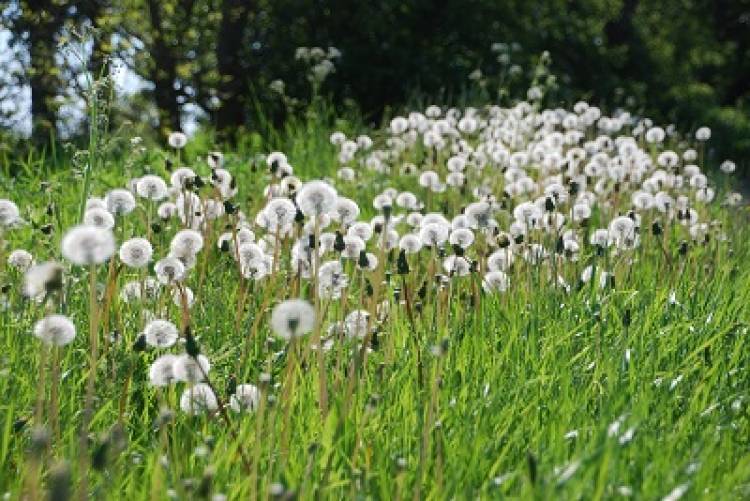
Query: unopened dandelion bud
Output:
[[333, 231, 345, 253], [91, 438, 110, 471], [29, 426, 50, 458], [679, 241, 689, 256], [223, 201, 237, 215], [48, 461, 72, 501], [132, 334, 147, 352], [545, 197, 555, 212], [397, 249, 410, 275], [197, 467, 214, 499], [226, 374, 237, 397], [526, 451, 538, 485], [358, 250, 369, 269], [185, 327, 200, 357]]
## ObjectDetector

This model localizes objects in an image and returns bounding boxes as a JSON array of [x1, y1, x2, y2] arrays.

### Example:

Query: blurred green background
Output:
[[1, 0, 748, 174]]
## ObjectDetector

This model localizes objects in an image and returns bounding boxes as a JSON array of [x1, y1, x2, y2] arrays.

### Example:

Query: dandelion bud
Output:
[[333, 231, 345, 253], [48, 461, 72, 501], [526, 451, 538, 486], [91, 438, 109, 471], [544, 197, 555, 212], [185, 327, 200, 356], [132, 334, 147, 352], [29, 426, 50, 458], [397, 249, 410, 275], [358, 250, 369, 269], [678, 241, 688, 256], [226, 374, 238, 397]]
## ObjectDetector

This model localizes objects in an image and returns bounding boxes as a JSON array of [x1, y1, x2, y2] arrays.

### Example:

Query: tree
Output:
[[3, 0, 74, 141]]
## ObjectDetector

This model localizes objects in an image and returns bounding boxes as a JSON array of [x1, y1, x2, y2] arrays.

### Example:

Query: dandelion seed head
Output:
[[149, 354, 177, 386], [167, 131, 188, 149], [105, 189, 136, 216], [173, 354, 211, 383], [119, 238, 153, 268], [61, 225, 116, 266], [83, 207, 115, 230], [230, 384, 260, 413], [271, 299, 315, 340], [33, 314, 76, 346], [8, 249, 33, 271], [0, 199, 20, 227], [144, 319, 179, 348], [180, 383, 218, 415]]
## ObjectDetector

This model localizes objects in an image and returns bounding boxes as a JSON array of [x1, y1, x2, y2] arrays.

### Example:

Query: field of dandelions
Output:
[[1, 97, 750, 500]]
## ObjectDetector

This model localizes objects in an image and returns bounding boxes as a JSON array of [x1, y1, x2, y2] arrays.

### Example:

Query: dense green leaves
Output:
[[1, 0, 749, 171]]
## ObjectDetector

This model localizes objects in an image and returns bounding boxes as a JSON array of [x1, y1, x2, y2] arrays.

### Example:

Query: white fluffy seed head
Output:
[[136, 175, 169, 200], [105, 189, 136, 215], [7, 249, 33, 271], [61, 225, 116, 266], [482, 271, 510, 293], [149, 354, 177, 386], [154, 256, 186, 284], [173, 354, 211, 383], [297, 180, 337, 217], [230, 384, 261, 413], [180, 383, 218, 415], [143, 319, 179, 348], [344, 310, 370, 339], [23, 261, 63, 298], [168, 131, 188, 149], [271, 299, 315, 340], [83, 208, 115, 230], [33, 314, 76, 346], [119, 238, 153, 268], [170, 229, 204, 258], [0, 199, 20, 227]]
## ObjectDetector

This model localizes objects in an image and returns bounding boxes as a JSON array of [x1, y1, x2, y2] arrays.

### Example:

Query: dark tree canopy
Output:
[[1, 0, 749, 169]]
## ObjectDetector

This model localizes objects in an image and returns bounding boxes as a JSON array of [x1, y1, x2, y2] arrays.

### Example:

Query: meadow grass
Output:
[[1, 106, 749, 500]]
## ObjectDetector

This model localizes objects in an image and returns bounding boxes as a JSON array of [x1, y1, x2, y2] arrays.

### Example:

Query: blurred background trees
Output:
[[0, 0, 748, 170]]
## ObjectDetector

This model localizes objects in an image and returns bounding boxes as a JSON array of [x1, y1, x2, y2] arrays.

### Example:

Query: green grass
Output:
[[1, 109, 749, 500]]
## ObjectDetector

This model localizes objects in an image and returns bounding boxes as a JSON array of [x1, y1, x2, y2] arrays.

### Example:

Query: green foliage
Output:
[[0, 0, 748, 172], [0, 106, 749, 499]]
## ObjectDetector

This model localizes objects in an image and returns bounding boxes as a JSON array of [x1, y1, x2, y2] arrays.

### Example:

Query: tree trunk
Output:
[[215, 0, 253, 138], [26, 1, 65, 141], [147, 0, 181, 134]]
